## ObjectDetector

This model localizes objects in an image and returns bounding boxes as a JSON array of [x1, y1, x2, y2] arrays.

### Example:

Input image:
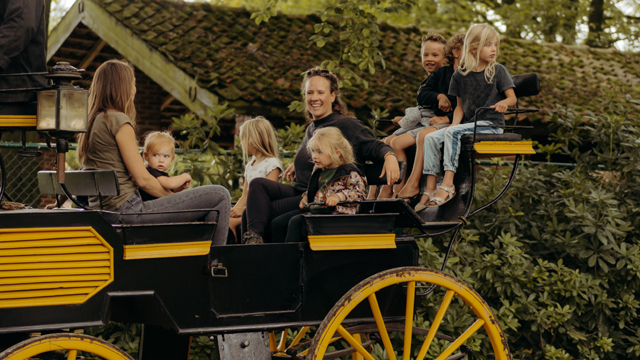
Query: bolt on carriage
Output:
[[0, 63, 539, 360]]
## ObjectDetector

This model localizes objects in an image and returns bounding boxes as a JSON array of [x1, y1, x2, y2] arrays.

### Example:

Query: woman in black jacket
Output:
[[241, 67, 400, 244]]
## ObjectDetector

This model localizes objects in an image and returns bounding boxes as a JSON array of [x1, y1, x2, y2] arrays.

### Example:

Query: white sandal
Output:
[[427, 185, 456, 207], [414, 190, 437, 212]]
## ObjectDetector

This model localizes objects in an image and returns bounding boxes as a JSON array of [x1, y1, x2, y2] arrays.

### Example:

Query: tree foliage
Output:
[[430, 94, 640, 359]]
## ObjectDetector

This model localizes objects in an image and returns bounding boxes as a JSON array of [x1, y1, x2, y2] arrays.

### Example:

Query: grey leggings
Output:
[[104, 186, 231, 246]]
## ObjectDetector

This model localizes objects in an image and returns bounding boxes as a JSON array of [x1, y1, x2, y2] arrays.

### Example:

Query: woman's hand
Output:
[[284, 164, 296, 182], [230, 205, 245, 218], [325, 195, 340, 207], [437, 94, 452, 112], [380, 154, 400, 185]]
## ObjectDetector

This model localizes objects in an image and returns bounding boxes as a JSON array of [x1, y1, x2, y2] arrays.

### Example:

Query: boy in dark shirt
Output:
[[140, 131, 191, 201]]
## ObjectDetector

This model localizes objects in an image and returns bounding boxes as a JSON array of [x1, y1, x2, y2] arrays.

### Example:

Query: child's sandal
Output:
[[427, 185, 456, 207], [414, 190, 437, 213]]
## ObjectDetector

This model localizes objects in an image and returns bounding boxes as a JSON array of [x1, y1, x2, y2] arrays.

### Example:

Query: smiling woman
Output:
[[241, 66, 400, 244]]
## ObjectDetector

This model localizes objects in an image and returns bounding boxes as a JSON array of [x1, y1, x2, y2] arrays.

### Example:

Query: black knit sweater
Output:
[[293, 112, 392, 193]]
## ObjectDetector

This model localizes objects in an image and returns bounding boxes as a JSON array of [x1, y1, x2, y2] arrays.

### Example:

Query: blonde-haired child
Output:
[[271, 127, 367, 243], [373, 32, 447, 199], [416, 24, 516, 209], [139, 131, 192, 201], [233, 116, 283, 244]]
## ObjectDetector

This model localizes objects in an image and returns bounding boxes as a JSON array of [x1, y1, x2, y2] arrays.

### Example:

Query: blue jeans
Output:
[[105, 185, 231, 246], [422, 121, 503, 175]]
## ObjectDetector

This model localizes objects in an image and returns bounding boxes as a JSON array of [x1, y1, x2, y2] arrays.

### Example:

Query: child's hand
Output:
[[391, 116, 403, 125], [299, 197, 308, 209], [230, 206, 244, 218], [429, 116, 449, 126], [284, 164, 296, 182], [491, 101, 509, 113], [437, 94, 452, 112], [325, 195, 340, 207]]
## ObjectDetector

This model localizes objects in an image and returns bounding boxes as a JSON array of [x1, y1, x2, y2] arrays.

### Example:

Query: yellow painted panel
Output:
[[474, 141, 536, 155], [0, 274, 110, 285], [0, 260, 111, 271], [0, 230, 95, 242], [308, 234, 396, 251], [0, 281, 105, 292], [0, 245, 109, 256], [0, 287, 96, 300], [0, 253, 110, 264], [0, 227, 114, 309], [0, 237, 103, 249], [0, 115, 37, 128], [0, 267, 111, 278], [0, 295, 87, 309], [123, 241, 212, 260]]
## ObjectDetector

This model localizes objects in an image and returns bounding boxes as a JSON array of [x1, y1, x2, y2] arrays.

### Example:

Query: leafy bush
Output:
[[420, 95, 640, 359]]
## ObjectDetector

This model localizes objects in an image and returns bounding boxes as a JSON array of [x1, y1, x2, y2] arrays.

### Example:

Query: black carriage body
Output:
[[0, 209, 418, 336]]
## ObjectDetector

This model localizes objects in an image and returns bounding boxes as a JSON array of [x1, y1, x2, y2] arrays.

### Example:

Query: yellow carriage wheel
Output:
[[308, 267, 511, 360], [0, 333, 134, 360]]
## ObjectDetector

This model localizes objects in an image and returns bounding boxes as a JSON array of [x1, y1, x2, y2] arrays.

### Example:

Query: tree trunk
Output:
[[586, 0, 606, 47], [559, 0, 579, 44]]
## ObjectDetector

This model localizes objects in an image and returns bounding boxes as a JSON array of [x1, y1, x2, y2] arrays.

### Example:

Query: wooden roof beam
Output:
[[78, 39, 106, 70], [47, 0, 219, 118]]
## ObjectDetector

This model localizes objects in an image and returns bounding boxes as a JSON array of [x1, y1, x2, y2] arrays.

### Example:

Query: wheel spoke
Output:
[[435, 319, 485, 360], [336, 325, 376, 360], [403, 281, 416, 360], [368, 293, 397, 360], [352, 334, 364, 360], [268, 332, 277, 352], [416, 290, 455, 360], [277, 328, 289, 352], [286, 326, 310, 351], [67, 349, 78, 360]]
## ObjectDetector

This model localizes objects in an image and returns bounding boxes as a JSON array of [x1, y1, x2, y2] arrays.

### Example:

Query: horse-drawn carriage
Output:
[[0, 63, 539, 360]]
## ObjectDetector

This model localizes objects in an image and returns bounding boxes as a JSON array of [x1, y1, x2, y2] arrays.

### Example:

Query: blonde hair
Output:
[[238, 116, 279, 164], [459, 24, 500, 83], [77, 59, 137, 165], [306, 127, 354, 167], [143, 131, 175, 157]]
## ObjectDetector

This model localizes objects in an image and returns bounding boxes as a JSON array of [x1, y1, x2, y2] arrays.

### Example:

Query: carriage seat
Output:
[[461, 73, 539, 154], [38, 170, 216, 247]]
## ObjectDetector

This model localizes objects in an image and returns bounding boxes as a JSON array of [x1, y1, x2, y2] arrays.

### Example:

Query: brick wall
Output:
[[133, 68, 177, 139]]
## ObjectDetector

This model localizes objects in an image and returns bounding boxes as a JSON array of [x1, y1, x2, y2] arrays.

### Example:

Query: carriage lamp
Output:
[[37, 62, 87, 183]]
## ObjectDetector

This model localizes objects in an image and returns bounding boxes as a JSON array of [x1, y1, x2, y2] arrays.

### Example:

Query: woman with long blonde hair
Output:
[[77, 59, 231, 245]]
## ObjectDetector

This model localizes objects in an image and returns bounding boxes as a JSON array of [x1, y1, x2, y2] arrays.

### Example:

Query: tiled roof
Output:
[[97, 0, 640, 120]]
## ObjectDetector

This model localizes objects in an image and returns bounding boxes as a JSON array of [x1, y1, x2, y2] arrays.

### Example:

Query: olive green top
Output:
[[84, 110, 137, 210]]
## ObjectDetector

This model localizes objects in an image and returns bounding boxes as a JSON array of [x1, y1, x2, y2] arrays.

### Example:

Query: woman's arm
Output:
[[116, 124, 172, 198], [451, 97, 464, 126]]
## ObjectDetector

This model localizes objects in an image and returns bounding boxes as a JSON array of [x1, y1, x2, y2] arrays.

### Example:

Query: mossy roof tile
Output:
[[94, 0, 639, 120]]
